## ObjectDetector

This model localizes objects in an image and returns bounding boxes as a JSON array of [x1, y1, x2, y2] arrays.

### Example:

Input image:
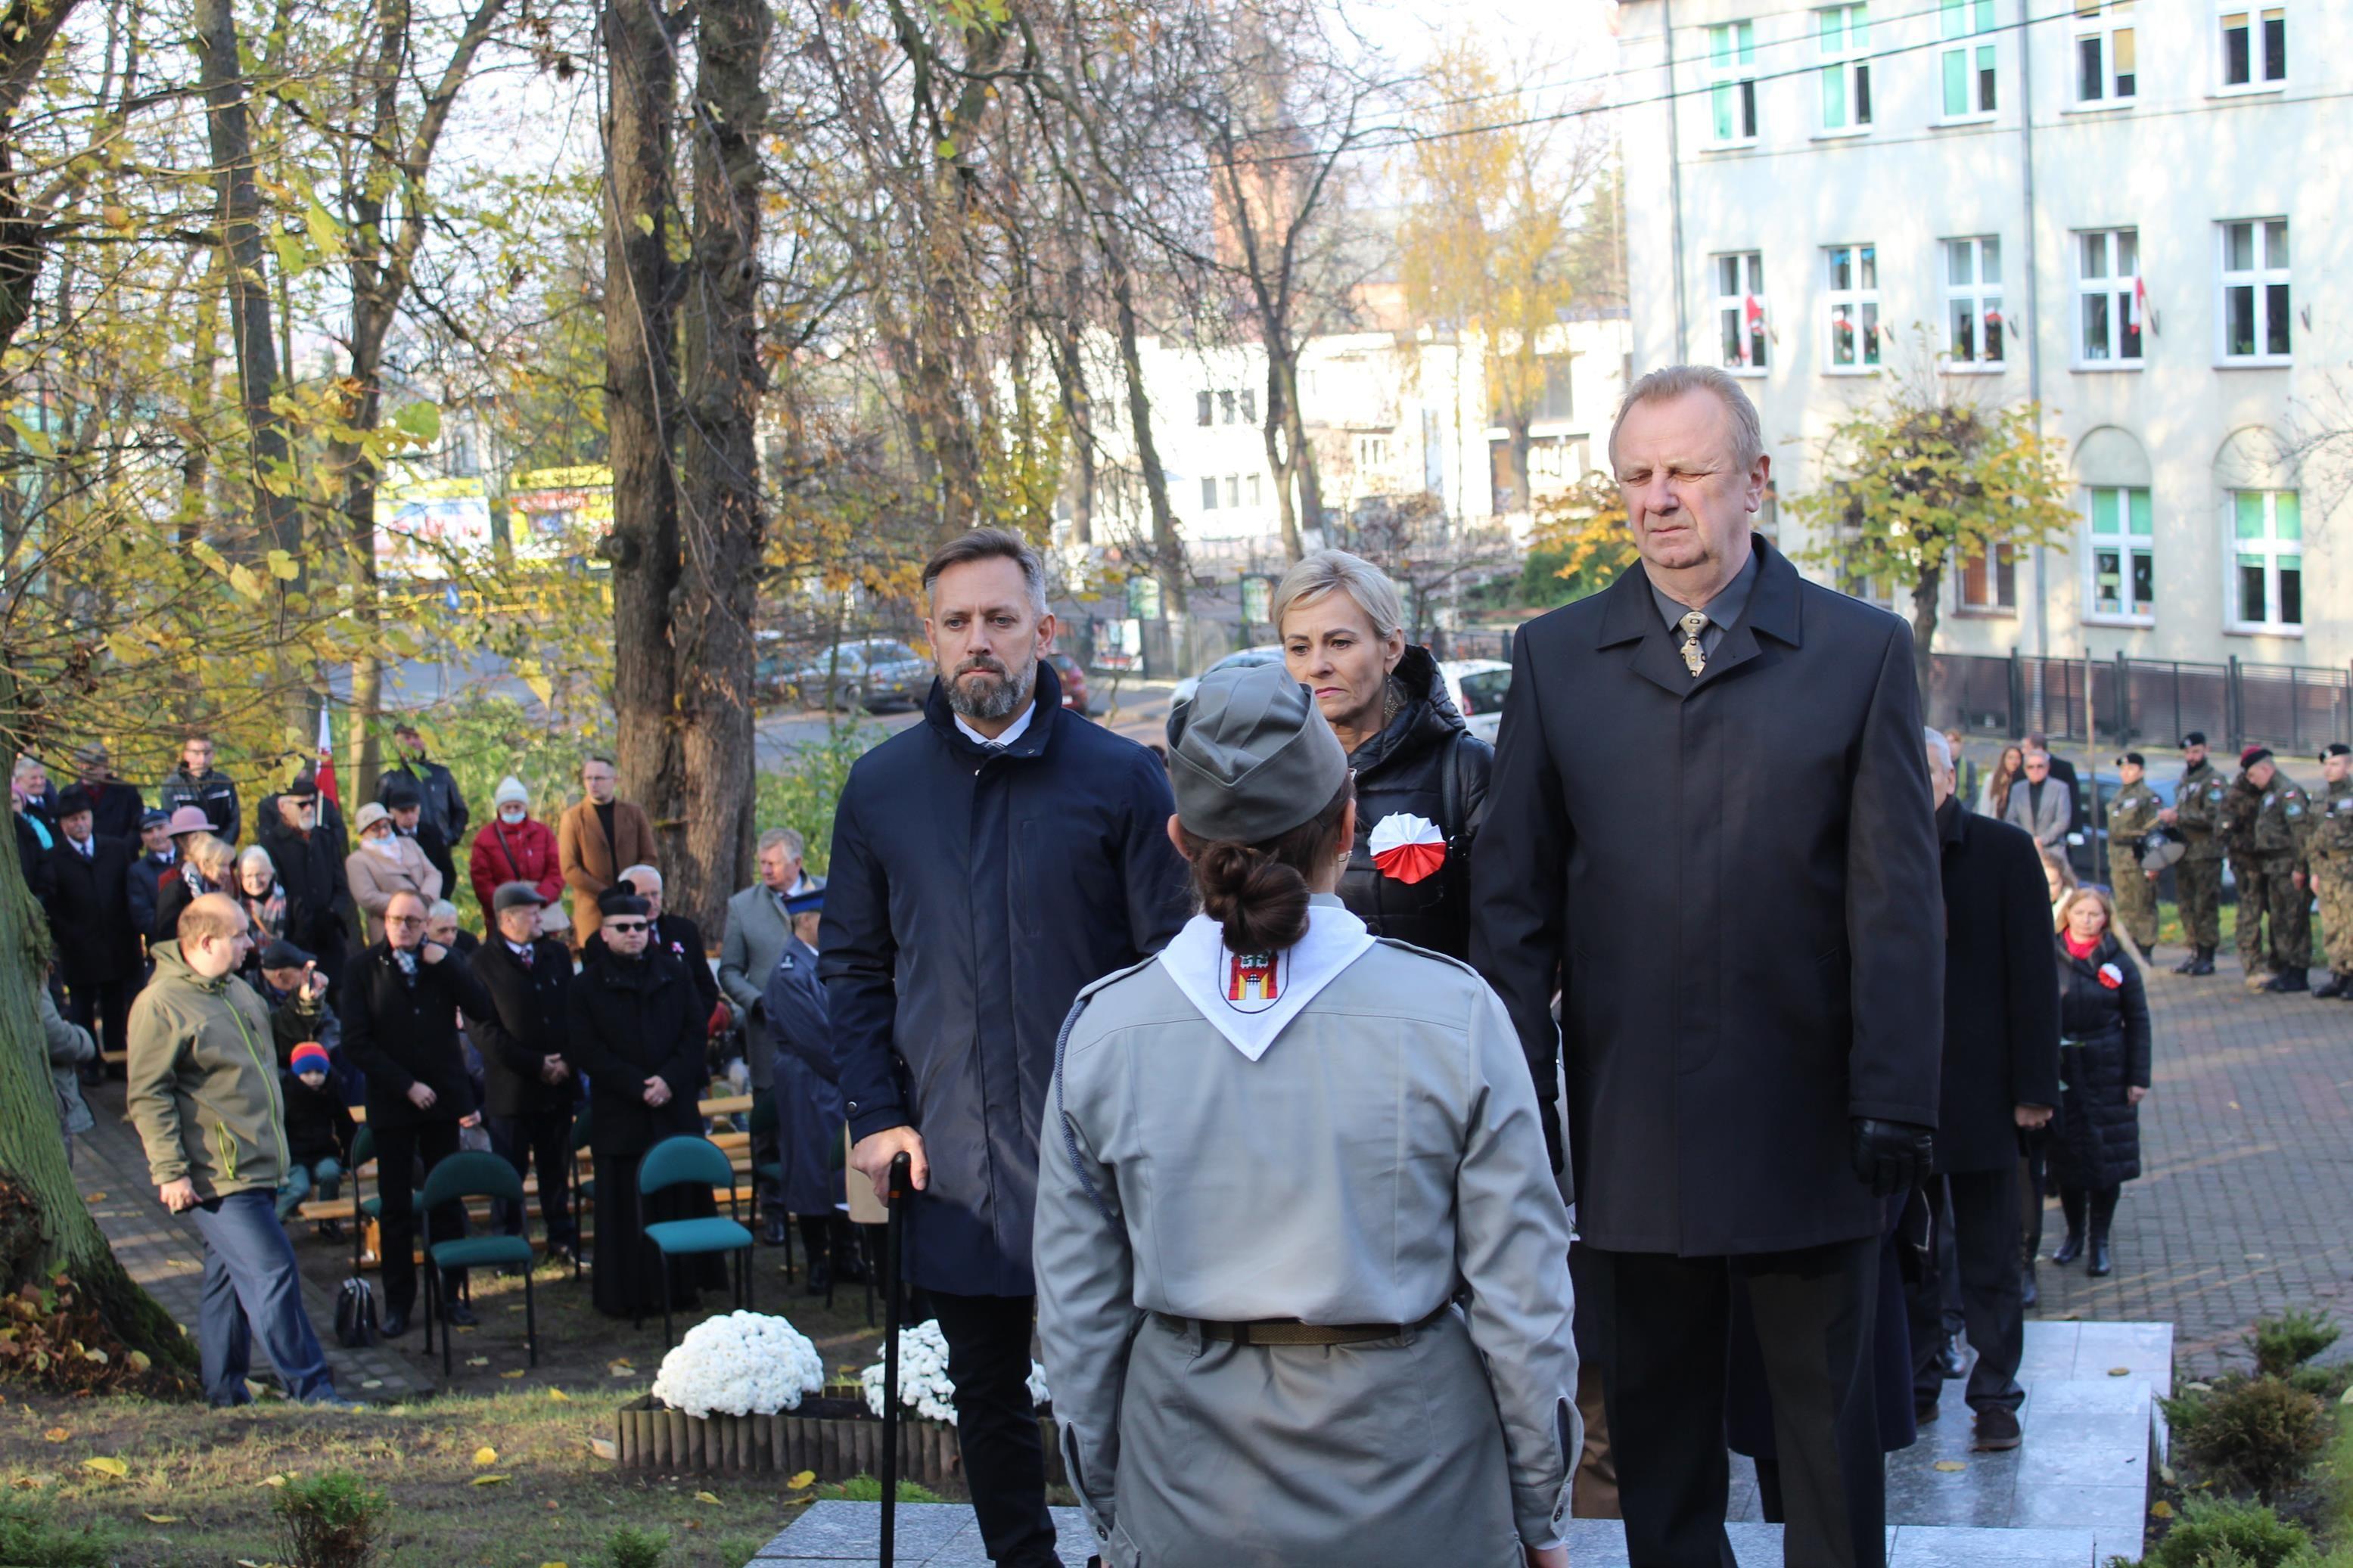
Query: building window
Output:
[[1240, 389, 1257, 423], [2229, 489, 2301, 629], [1534, 357, 1574, 421], [1941, 0, 1997, 116], [1825, 244, 1880, 369], [2086, 486, 2154, 619], [2075, 228, 2143, 365], [1247, 472, 1263, 507], [2073, 0, 2137, 102], [2219, 219, 2291, 363], [2220, 2, 2286, 88], [1195, 391, 1213, 427], [1218, 390, 1239, 424], [1357, 436, 1391, 471], [1708, 22, 1759, 142], [1818, 5, 1873, 131], [1200, 475, 1219, 510], [1957, 542, 2016, 610], [1714, 253, 1770, 371], [1224, 475, 1241, 508], [1944, 237, 2003, 366]]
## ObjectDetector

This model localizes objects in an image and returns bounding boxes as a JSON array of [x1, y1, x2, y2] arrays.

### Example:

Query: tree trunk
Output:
[[0, 704, 193, 1377], [1273, 349, 1322, 554], [194, 0, 306, 738], [1046, 267, 1094, 548], [0, 0, 85, 369], [1106, 238, 1183, 611], [1910, 561, 1941, 711], [177, 252, 223, 546], [600, 0, 683, 835], [670, 0, 767, 936]]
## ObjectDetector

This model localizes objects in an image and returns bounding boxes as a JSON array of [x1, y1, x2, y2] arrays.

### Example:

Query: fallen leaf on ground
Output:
[[80, 1457, 128, 1479], [126, 1350, 151, 1372], [2159, 1465, 2177, 1485], [2151, 1499, 2175, 1519], [695, 1490, 721, 1504], [143, 1514, 181, 1523], [362, 1380, 384, 1389], [2108, 1367, 2130, 1377], [2341, 1386, 2353, 1406], [41, 1428, 67, 1443], [471, 1473, 511, 1486], [501, 1370, 527, 1379], [466, 1356, 490, 1367], [1932, 1461, 1966, 1473], [548, 1388, 572, 1402], [85, 1193, 105, 1202], [261, 1473, 290, 1488], [787, 1470, 816, 1490], [473, 1446, 499, 1467], [11, 1477, 43, 1490], [540, 1562, 569, 1567], [589, 1437, 618, 1461]]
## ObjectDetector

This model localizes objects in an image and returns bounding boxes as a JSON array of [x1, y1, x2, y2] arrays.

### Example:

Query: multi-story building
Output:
[[1615, 0, 2348, 685]]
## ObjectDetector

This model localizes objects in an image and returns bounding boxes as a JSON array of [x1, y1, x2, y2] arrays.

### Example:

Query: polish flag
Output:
[[1369, 813, 1447, 885], [1744, 294, 1767, 360], [314, 706, 339, 809], [2130, 275, 2149, 332]]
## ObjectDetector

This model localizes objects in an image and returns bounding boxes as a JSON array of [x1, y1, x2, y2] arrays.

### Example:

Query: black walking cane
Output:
[[879, 1150, 912, 1566]]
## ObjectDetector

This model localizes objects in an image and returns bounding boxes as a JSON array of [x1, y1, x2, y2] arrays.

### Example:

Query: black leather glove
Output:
[[1850, 1118, 1934, 1198]]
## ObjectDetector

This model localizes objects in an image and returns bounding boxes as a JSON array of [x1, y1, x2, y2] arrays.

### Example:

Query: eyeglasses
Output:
[[604, 921, 648, 933], [386, 916, 427, 929]]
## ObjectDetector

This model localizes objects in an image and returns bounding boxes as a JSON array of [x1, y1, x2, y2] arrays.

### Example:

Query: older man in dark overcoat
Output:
[[1907, 728, 2059, 1448], [1472, 365, 1944, 1568]]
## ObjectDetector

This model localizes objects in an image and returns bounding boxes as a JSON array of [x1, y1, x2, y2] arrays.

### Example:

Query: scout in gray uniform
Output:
[[2105, 751, 2165, 961], [1035, 663, 1579, 1568]]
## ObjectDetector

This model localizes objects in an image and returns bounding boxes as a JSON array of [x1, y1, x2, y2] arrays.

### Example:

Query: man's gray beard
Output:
[[943, 658, 1035, 722]]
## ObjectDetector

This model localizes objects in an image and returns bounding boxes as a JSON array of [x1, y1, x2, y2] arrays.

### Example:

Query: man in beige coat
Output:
[[556, 756, 658, 945], [344, 800, 440, 945]]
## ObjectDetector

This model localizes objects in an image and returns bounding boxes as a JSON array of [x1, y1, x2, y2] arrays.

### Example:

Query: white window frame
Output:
[[2072, 228, 2144, 369], [2072, 0, 2137, 106], [2225, 489, 2302, 633], [2218, 219, 2291, 366], [1708, 22, 1760, 145], [1955, 542, 2017, 613], [1199, 475, 1220, 511], [1712, 252, 1770, 374], [1942, 236, 2005, 371], [1823, 244, 1882, 372], [2083, 485, 2155, 626], [1817, 5, 1873, 135], [1939, 0, 1998, 120], [2218, 0, 2286, 92]]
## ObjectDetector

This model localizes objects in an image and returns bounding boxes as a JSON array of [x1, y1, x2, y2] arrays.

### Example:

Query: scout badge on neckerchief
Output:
[[1368, 812, 1446, 884], [1159, 902, 1376, 1060]]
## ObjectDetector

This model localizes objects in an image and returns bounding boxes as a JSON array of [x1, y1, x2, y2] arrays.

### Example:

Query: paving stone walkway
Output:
[[76, 1079, 430, 1399], [2034, 952, 2353, 1376]]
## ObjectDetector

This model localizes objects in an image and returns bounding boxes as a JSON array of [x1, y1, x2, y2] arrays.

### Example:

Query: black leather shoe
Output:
[[2314, 971, 2346, 999], [2187, 946, 2217, 976], [1973, 1407, 2022, 1450], [443, 1299, 478, 1327], [804, 1256, 832, 1298], [2088, 1236, 2114, 1277], [1937, 1340, 1966, 1380], [2173, 949, 2199, 973], [2052, 1231, 2084, 1265], [380, 1311, 410, 1339], [2265, 968, 2309, 993], [762, 1214, 791, 1247]]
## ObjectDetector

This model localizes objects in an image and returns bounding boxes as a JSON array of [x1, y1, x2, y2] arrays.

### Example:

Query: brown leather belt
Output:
[[1157, 1302, 1451, 1347]]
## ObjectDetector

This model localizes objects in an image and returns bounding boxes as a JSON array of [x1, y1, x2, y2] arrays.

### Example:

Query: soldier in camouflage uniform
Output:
[[2227, 747, 2316, 993], [2310, 743, 2353, 999], [2106, 752, 2165, 961], [2164, 732, 2227, 975]]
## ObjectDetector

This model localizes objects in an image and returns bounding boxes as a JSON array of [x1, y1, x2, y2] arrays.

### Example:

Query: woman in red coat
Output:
[[468, 777, 564, 924]]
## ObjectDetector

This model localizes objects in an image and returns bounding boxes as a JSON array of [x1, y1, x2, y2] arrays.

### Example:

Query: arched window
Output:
[[2214, 427, 2301, 633]]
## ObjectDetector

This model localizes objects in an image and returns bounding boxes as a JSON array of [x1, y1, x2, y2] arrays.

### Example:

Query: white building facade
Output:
[[1615, 0, 2351, 688]]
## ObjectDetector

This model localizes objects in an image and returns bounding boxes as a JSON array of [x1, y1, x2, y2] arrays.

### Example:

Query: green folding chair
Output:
[[418, 1150, 539, 1380], [635, 1135, 754, 1350], [748, 1093, 792, 1279]]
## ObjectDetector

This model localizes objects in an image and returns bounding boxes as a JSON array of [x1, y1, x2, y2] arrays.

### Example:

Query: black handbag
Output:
[[333, 1275, 379, 1348]]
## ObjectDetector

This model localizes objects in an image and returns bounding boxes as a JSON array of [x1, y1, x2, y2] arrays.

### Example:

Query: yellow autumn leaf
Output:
[[472, 1473, 511, 1486], [126, 1350, 151, 1373], [144, 1514, 181, 1523], [2150, 1499, 2175, 1519], [41, 1428, 67, 1443], [261, 1473, 290, 1488], [548, 1388, 573, 1403], [1932, 1461, 1967, 1473], [467, 1356, 491, 1367], [788, 1470, 816, 1489], [80, 1457, 128, 1479], [11, 1477, 43, 1490], [500, 1369, 527, 1379], [85, 1192, 106, 1202], [2108, 1367, 2131, 1377], [695, 1490, 721, 1504], [473, 1446, 499, 1467]]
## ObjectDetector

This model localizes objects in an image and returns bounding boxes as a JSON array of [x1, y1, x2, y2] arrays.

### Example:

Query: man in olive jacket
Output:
[[1472, 368, 1942, 1568], [126, 895, 342, 1408]]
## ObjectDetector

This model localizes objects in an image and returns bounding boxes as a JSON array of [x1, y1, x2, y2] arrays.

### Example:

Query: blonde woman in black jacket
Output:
[[2050, 887, 2152, 1278]]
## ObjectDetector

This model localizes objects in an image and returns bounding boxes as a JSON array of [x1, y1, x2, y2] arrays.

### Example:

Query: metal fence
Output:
[[1931, 652, 2353, 752]]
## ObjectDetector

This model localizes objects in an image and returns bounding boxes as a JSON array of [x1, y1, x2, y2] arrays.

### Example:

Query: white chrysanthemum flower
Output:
[[859, 1320, 1048, 1427], [651, 1312, 826, 1419]]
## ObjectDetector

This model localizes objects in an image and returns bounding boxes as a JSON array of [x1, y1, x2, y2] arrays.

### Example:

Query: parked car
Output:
[[2066, 771, 2184, 895], [1434, 659, 1512, 744], [1048, 652, 1092, 718], [772, 638, 930, 713]]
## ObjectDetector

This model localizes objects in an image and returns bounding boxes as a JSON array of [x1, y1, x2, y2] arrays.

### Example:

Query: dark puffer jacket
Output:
[[1335, 645, 1493, 959], [2052, 932, 2152, 1190]]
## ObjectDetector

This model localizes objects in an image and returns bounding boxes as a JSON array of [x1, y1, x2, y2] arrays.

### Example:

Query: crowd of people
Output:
[[16, 718, 857, 1411], [23, 362, 2345, 1563]]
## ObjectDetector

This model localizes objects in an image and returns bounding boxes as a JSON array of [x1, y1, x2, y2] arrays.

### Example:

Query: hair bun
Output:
[[1193, 841, 1311, 955]]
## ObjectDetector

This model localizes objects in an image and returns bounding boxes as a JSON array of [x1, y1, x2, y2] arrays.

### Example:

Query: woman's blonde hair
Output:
[[186, 832, 237, 883], [2038, 846, 2078, 899], [2055, 884, 2123, 947], [1271, 549, 1406, 643]]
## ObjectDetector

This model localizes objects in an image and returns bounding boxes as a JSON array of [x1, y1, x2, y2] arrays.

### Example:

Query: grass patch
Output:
[[822, 1474, 943, 1504], [0, 1495, 113, 1566]]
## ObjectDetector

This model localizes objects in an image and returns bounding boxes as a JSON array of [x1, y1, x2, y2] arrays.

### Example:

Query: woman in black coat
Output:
[[566, 888, 722, 1319], [1271, 550, 1490, 958], [2050, 886, 2153, 1278]]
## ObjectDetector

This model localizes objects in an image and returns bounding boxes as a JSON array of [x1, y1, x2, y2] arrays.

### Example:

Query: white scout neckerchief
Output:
[[1158, 902, 1376, 1061]]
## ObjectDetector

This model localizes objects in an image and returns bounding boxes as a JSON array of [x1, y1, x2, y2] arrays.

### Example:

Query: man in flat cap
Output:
[[2162, 733, 2227, 973], [2224, 746, 2315, 992], [462, 882, 581, 1264], [2313, 744, 2353, 999], [825, 529, 1191, 1567], [2106, 753, 2165, 963], [1473, 366, 1941, 1568]]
